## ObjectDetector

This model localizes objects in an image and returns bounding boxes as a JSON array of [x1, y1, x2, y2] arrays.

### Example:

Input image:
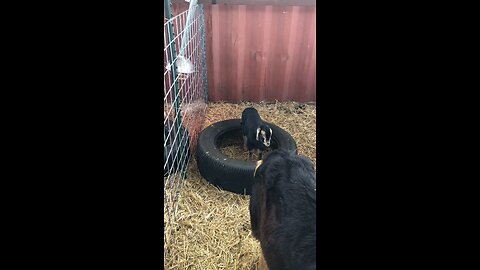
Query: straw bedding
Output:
[[164, 101, 316, 270]]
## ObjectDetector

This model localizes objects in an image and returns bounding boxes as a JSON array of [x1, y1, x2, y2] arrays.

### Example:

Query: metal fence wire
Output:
[[164, 0, 208, 258]]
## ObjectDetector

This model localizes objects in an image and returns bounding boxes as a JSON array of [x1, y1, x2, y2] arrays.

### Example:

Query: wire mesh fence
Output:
[[164, 0, 208, 259]]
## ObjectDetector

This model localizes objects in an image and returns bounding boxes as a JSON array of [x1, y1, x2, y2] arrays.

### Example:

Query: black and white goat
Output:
[[250, 149, 316, 270], [241, 107, 272, 160]]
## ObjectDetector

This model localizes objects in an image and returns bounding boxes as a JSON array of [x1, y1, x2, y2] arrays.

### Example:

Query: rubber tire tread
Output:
[[196, 119, 296, 195]]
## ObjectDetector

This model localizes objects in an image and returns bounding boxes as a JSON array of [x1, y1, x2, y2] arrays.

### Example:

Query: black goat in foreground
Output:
[[241, 107, 272, 160], [250, 149, 316, 270]]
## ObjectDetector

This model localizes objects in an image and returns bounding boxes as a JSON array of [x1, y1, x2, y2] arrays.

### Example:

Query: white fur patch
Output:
[[256, 128, 261, 141], [263, 128, 271, 146], [254, 160, 263, 177]]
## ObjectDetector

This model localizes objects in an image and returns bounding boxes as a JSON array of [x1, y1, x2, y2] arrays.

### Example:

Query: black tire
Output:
[[196, 119, 297, 195]]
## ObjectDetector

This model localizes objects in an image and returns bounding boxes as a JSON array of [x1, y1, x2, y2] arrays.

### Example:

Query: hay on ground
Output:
[[164, 101, 316, 270]]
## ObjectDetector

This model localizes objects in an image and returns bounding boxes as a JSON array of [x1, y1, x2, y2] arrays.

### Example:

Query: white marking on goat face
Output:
[[261, 129, 271, 147], [256, 128, 261, 141]]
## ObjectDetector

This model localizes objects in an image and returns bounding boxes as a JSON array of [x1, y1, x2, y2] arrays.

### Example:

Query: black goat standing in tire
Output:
[[250, 149, 316, 270], [241, 107, 272, 160]]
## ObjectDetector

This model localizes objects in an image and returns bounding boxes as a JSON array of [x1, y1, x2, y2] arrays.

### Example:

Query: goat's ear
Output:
[[256, 128, 261, 141], [263, 167, 283, 190], [265, 174, 275, 190]]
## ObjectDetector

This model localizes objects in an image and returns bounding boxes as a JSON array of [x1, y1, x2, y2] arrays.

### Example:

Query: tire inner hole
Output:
[[216, 129, 277, 161]]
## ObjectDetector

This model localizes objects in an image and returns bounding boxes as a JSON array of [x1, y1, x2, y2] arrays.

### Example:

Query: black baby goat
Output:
[[241, 107, 272, 160], [250, 149, 316, 270]]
